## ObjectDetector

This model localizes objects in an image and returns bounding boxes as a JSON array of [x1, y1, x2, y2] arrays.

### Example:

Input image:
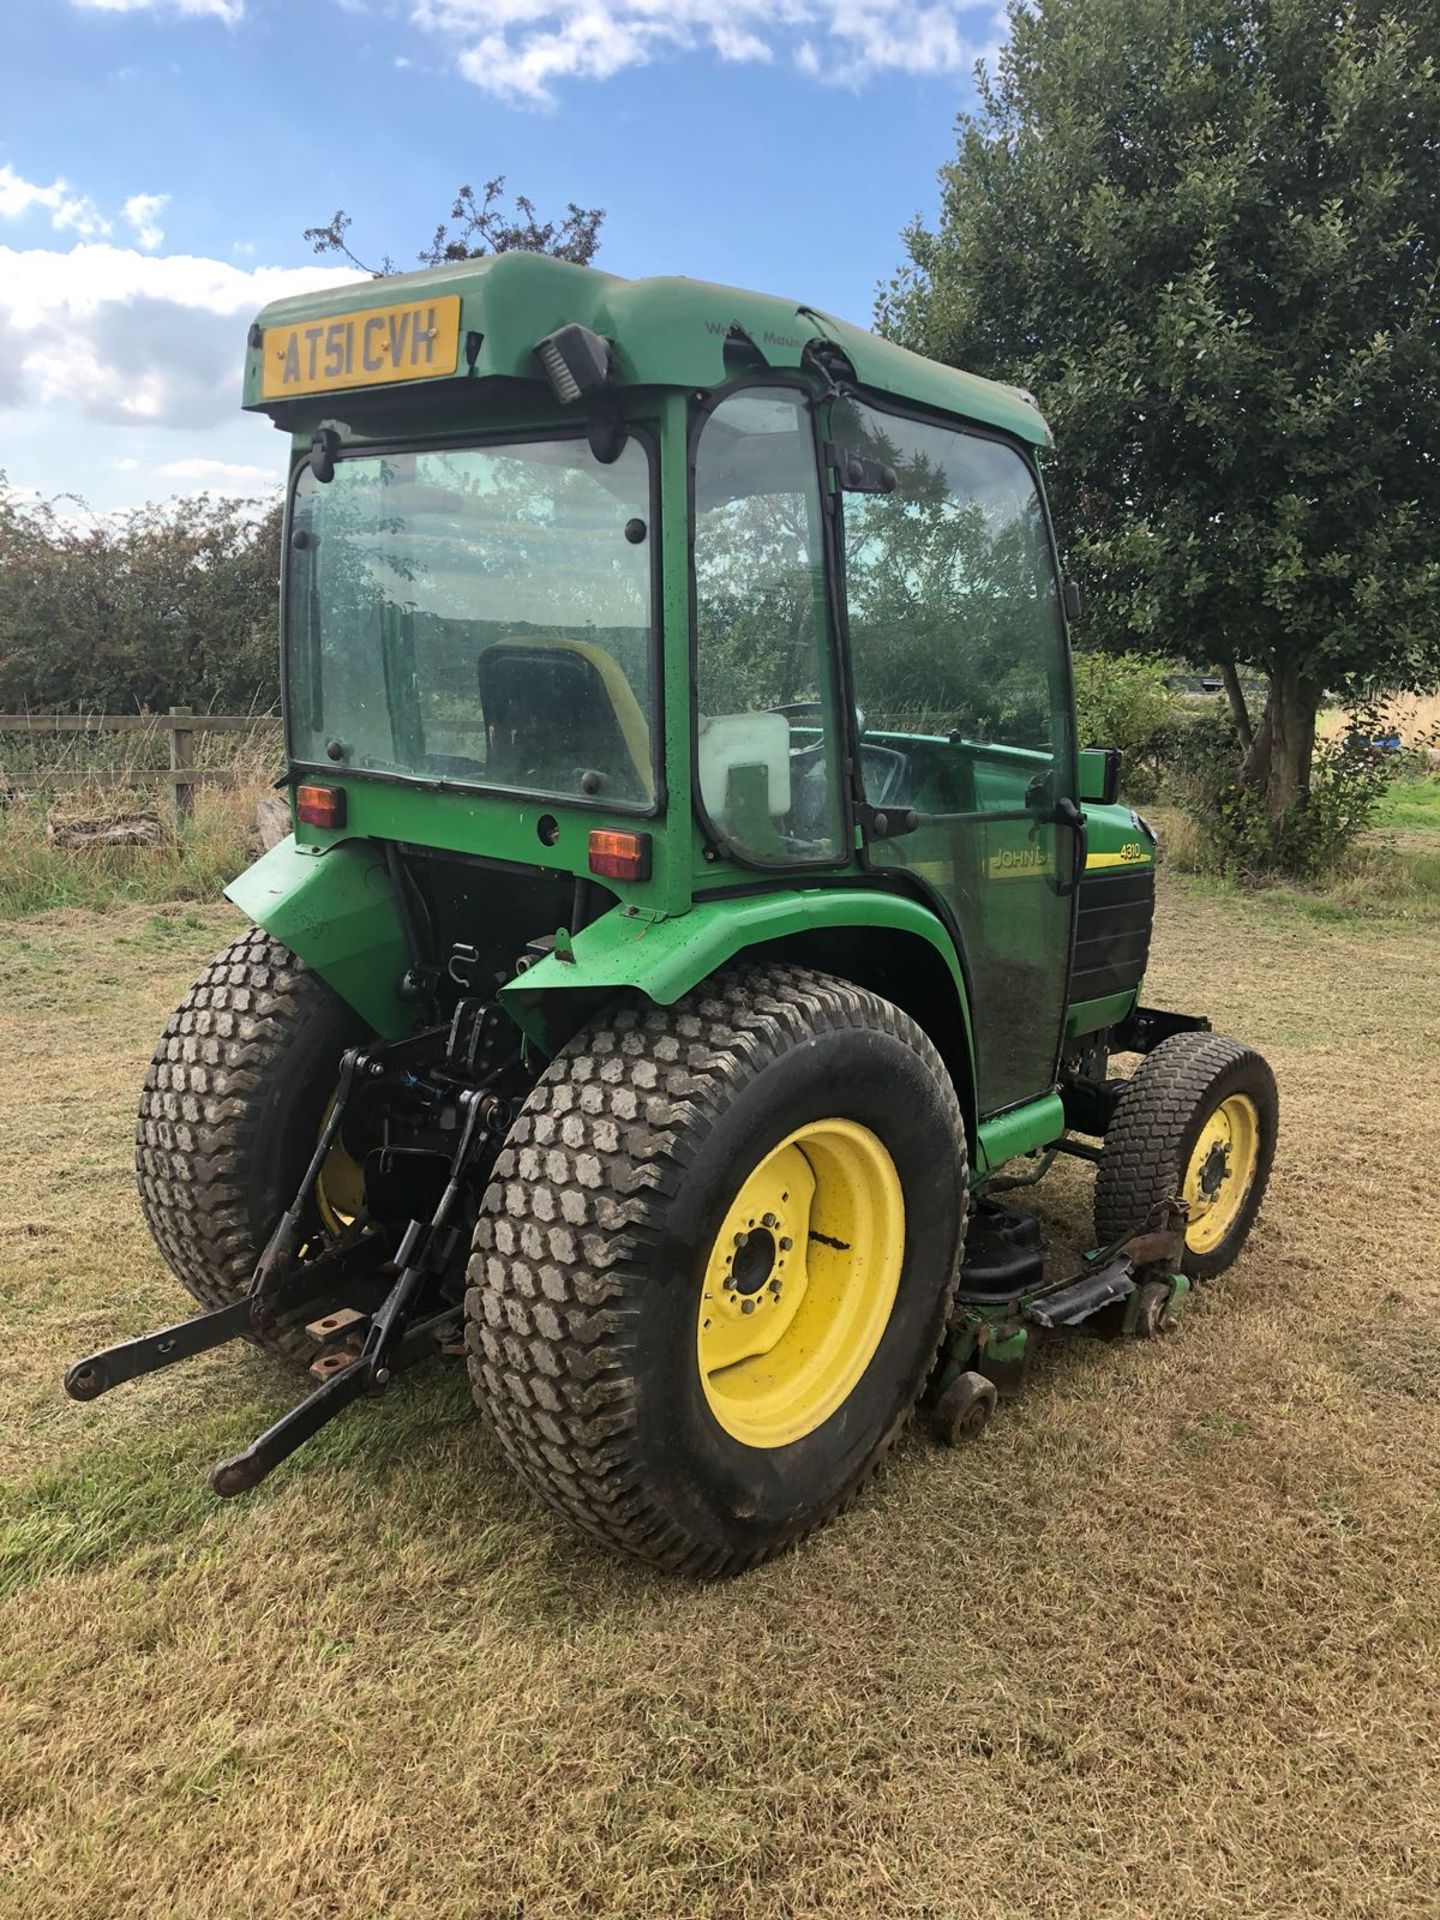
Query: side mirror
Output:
[[309, 427, 341, 484], [1063, 577, 1083, 624], [1078, 746, 1121, 806]]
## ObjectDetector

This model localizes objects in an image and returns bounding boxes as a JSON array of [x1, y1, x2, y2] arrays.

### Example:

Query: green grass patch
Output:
[[1373, 773, 1440, 835], [0, 1411, 264, 1601]]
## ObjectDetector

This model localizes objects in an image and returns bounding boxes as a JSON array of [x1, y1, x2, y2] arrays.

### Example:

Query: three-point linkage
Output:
[[64, 1038, 506, 1498]]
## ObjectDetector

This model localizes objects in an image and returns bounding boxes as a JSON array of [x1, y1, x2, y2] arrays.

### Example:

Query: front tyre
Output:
[[465, 966, 969, 1576], [134, 927, 366, 1358], [1094, 1032, 1278, 1279]]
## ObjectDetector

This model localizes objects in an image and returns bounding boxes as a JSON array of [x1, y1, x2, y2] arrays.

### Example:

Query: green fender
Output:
[[225, 843, 1048, 1173], [226, 836, 412, 1038], [502, 886, 980, 1123]]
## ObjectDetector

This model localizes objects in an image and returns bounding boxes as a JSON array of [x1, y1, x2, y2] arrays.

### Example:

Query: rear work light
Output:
[[588, 829, 651, 882], [295, 783, 346, 829]]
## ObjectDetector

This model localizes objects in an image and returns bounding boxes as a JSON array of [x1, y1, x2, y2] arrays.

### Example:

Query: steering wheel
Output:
[[770, 700, 869, 743]]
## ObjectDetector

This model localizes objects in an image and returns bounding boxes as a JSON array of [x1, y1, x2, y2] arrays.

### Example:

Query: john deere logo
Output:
[[987, 845, 1051, 879]]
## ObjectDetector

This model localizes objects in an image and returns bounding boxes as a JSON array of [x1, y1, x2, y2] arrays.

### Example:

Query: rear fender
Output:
[[225, 837, 411, 1037], [502, 888, 979, 1125]]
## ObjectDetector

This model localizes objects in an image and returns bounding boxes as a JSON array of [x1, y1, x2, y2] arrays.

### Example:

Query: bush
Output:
[[1168, 699, 1402, 882], [1070, 652, 1176, 799], [0, 483, 282, 715]]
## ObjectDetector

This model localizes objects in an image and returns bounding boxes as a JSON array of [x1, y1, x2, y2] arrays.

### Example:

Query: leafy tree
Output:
[[882, 0, 1440, 852], [304, 176, 604, 278]]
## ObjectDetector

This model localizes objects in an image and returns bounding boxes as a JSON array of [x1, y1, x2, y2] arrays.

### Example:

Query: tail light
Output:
[[588, 829, 650, 881], [295, 783, 346, 829]]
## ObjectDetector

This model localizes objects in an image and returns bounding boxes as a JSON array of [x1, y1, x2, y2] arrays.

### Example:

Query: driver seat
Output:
[[478, 635, 653, 803]]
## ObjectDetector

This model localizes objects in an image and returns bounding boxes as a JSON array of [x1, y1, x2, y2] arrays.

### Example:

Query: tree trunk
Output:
[[1219, 658, 1254, 751], [1239, 661, 1319, 825]]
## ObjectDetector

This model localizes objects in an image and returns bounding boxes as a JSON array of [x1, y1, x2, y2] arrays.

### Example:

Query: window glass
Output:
[[835, 401, 1065, 757], [287, 437, 654, 806], [692, 389, 843, 863]]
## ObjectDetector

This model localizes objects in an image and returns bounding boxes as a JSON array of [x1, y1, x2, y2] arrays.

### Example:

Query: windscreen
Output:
[[286, 436, 655, 806]]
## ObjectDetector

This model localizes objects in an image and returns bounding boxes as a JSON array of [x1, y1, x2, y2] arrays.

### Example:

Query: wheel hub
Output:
[[730, 1226, 779, 1296], [1196, 1140, 1230, 1201]]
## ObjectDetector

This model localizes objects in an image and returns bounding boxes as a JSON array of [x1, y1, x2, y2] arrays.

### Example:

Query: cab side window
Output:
[[692, 389, 844, 864]]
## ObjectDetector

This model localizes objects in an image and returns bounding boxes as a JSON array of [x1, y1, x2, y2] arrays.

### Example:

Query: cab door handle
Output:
[[1054, 796, 1087, 898]]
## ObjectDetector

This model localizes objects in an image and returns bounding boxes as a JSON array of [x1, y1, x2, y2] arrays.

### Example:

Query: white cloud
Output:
[[0, 164, 110, 239], [71, 0, 246, 23], [114, 456, 141, 469], [153, 456, 278, 492], [0, 243, 356, 427], [412, 1, 1001, 103], [123, 192, 170, 250]]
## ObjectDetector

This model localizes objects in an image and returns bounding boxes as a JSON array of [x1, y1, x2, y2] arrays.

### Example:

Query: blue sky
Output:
[[1, 0, 1003, 513]]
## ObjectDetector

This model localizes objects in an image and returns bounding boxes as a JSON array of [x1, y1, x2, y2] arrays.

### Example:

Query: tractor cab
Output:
[[68, 253, 1278, 1574], [239, 250, 1107, 1128]]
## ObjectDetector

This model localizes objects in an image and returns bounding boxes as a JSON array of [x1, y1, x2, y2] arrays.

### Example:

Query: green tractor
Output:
[[67, 252, 1278, 1575]]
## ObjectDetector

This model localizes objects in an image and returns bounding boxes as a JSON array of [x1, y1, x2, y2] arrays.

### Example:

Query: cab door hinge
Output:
[[856, 800, 920, 843]]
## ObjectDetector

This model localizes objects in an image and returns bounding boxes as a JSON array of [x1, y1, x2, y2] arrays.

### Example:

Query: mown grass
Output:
[[1, 884, 1437, 1918]]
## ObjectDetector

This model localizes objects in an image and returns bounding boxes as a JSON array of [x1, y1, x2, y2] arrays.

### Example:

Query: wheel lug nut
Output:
[[778, 1237, 793, 1252], [741, 1299, 756, 1315], [762, 1212, 778, 1230]]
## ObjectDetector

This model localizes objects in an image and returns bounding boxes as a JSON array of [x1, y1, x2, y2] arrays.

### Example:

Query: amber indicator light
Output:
[[588, 829, 651, 881], [295, 783, 347, 829]]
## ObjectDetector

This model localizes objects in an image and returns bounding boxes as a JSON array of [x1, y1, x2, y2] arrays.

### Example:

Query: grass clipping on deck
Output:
[[0, 882, 1437, 1919]]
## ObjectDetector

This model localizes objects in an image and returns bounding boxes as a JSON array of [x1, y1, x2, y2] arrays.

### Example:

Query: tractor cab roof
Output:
[[242, 249, 1051, 448]]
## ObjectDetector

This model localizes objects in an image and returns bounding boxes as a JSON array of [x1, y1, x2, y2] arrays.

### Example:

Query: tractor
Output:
[[66, 252, 1278, 1575]]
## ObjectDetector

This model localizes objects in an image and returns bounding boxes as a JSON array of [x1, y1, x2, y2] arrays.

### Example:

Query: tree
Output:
[[882, 0, 1440, 845], [304, 176, 604, 278]]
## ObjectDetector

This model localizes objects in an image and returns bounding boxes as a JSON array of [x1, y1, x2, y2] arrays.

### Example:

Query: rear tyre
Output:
[[465, 965, 969, 1576], [134, 927, 365, 1359], [1094, 1032, 1278, 1280]]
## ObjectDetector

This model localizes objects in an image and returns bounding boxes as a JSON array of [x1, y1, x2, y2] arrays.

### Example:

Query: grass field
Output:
[[2, 877, 1439, 1918]]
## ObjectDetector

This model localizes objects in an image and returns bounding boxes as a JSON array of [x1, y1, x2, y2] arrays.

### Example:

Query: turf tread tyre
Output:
[[464, 964, 967, 1577], [135, 927, 360, 1359], [1094, 1031, 1277, 1279]]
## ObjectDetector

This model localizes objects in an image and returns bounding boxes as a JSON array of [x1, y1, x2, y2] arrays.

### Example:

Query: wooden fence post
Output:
[[169, 706, 195, 824]]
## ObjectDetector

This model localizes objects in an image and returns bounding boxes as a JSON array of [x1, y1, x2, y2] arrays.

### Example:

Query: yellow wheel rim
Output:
[[314, 1095, 366, 1237], [696, 1117, 905, 1450], [1182, 1093, 1261, 1255]]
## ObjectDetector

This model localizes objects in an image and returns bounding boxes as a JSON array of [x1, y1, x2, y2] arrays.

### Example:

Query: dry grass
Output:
[[2, 883, 1438, 1919], [0, 745, 273, 916], [1317, 691, 1440, 746]]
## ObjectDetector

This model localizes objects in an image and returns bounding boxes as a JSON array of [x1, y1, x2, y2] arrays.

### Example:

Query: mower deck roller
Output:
[[69, 249, 1278, 1573]]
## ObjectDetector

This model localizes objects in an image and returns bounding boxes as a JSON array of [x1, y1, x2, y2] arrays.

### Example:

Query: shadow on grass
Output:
[[2, 1352, 666, 1619]]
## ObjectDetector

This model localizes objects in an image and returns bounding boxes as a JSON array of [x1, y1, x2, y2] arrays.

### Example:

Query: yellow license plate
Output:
[[261, 294, 462, 399]]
